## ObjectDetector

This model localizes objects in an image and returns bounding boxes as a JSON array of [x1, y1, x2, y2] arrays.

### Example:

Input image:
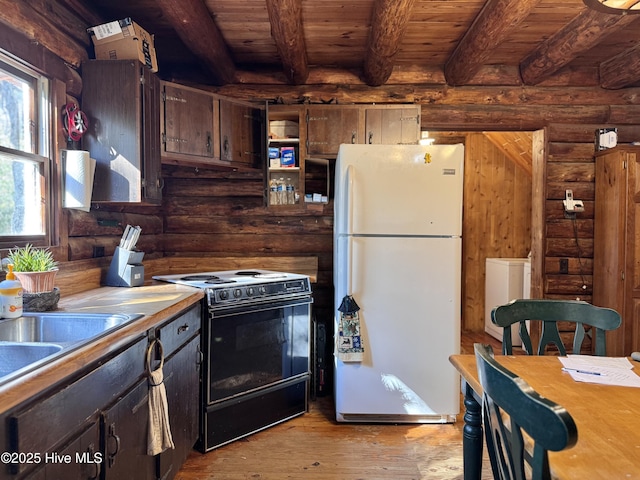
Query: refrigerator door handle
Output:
[[346, 164, 354, 236], [346, 165, 354, 293]]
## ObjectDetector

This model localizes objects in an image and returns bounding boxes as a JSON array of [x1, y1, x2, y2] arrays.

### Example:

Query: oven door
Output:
[[205, 296, 312, 404]]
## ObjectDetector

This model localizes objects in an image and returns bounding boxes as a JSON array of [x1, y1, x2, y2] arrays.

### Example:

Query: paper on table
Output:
[[559, 356, 640, 387], [564, 354, 634, 370]]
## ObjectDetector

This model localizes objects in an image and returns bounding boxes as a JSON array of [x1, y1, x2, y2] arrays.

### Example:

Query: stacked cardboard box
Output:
[[87, 18, 158, 72]]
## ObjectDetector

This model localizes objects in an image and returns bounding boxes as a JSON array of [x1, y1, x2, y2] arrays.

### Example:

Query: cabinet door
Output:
[[157, 336, 200, 480], [102, 379, 156, 480], [219, 99, 264, 167], [141, 66, 162, 203], [31, 422, 102, 480], [306, 106, 361, 156], [594, 149, 635, 356], [162, 84, 216, 159], [82, 60, 162, 204], [365, 107, 420, 145]]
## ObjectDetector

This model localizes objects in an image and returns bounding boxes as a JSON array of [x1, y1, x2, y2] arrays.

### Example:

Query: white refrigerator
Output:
[[334, 143, 463, 423]]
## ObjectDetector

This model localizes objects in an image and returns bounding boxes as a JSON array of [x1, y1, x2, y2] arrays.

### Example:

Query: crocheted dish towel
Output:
[[337, 295, 365, 362]]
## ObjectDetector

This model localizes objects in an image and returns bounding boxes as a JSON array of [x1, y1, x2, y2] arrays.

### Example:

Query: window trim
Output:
[[0, 50, 60, 251]]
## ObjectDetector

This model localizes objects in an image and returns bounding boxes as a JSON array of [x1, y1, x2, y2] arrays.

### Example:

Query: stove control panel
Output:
[[206, 278, 311, 305]]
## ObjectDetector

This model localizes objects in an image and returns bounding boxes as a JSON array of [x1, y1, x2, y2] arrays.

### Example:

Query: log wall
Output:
[[159, 166, 334, 324], [3, 5, 640, 334], [531, 124, 640, 303]]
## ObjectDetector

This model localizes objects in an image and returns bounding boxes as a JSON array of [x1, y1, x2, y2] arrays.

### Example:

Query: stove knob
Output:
[[233, 288, 243, 298], [247, 287, 255, 296], [259, 285, 267, 295], [219, 290, 229, 300]]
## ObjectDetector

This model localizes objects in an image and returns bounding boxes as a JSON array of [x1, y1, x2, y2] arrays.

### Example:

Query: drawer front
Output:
[[156, 304, 201, 359]]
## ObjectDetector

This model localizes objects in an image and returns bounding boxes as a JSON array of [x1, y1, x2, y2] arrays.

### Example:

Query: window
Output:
[[0, 52, 51, 247]]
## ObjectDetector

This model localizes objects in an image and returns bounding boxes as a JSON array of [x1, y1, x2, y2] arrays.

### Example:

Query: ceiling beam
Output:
[[363, 0, 416, 86], [265, 0, 308, 85], [154, 0, 236, 85], [0, 0, 88, 67], [444, 0, 540, 86], [600, 43, 640, 89], [520, 8, 637, 86]]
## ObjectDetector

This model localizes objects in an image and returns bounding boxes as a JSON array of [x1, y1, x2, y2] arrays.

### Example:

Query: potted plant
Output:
[[4, 244, 59, 311]]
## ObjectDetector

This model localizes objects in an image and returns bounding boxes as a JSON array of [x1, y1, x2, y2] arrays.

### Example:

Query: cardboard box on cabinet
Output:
[[87, 18, 158, 72]]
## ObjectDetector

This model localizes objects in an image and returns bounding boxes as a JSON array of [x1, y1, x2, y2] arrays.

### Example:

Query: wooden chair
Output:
[[474, 343, 578, 480], [491, 299, 621, 356]]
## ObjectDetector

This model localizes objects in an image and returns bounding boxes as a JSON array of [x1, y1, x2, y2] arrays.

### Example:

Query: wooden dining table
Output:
[[449, 354, 640, 480]]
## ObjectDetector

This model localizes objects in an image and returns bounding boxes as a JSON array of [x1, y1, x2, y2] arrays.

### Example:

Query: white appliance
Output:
[[333, 143, 464, 423], [523, 259, 531, 299], [484, 258, 530, 345]]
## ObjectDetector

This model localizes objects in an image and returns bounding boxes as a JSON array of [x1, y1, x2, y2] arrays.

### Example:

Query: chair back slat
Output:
[[491, 299, 622, 356], [474, 344, 578, 480]]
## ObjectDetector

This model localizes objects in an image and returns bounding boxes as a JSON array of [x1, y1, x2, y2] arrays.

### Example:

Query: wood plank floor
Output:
[[175, 332, 500, 480]]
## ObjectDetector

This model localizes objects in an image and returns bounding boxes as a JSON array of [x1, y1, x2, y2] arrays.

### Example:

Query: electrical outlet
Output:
[[93, 246, 105, 258], [559, 258, 569, 274]]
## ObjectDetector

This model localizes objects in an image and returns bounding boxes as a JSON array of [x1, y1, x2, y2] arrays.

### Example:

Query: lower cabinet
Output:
[[157, 335, 200, 480], [102, 379, 156, 480], [2, 303, 201, 480], [28, 423, 102, 480]]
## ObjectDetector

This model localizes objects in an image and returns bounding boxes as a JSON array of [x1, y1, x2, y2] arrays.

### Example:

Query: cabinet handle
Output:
[[107, 423, 121, 467], [156, 176, 164, 190], [197, 344, 203, 367], [223, 136, 230, 158], [351, 131, 356, 144], [87, 443, 101, 480], [206, 132, 212, 154], [177, 323, 189, 334], [368, 131, 373, 144]]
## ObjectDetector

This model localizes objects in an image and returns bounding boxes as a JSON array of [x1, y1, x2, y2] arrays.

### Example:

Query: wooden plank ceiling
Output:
[[82, 0, 640, 90]]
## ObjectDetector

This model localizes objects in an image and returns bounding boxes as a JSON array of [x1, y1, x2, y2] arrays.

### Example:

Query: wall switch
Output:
[[559, 258, 569, 274]]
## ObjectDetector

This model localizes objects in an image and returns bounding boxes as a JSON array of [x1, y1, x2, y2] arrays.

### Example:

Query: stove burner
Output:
[[181, 275, 221, 281], [234, 270, 288, 279]]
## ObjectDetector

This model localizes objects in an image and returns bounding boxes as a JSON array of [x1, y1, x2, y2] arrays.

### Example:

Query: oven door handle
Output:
[[209, 296, 313, 317]]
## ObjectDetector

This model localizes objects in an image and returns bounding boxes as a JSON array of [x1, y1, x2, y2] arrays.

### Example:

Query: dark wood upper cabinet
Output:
[[161, 82, 218, 161], [306, 106, 361, 157], [364, 106, 421, 145], [82, 60, 162, 204], [219, 98, 264, 167]]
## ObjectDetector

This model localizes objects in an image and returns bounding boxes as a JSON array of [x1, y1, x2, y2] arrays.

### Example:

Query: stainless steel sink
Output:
[[0, 312, 143, 384], [0, 312, 142, 345], [0, 342, 63, 378]]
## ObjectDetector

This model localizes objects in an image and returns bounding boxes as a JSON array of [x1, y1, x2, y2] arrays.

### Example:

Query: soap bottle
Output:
[[0, 264, 23, 318]]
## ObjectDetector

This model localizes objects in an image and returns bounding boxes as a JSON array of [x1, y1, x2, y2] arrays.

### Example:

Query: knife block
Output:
[[105, 247, 145, 287]]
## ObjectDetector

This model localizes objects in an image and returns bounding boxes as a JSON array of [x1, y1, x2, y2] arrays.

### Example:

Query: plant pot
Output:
[[14, 270, 58, 294]]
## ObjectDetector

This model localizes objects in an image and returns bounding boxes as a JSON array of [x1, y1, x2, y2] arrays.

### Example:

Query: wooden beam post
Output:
[[154, 0, 236, 85], [265, 0, 309, 85], [600, 43, 640, 89], [444, 0, 540, 86], [363, 0, 416, 86], [520, 8, 638, 86]]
